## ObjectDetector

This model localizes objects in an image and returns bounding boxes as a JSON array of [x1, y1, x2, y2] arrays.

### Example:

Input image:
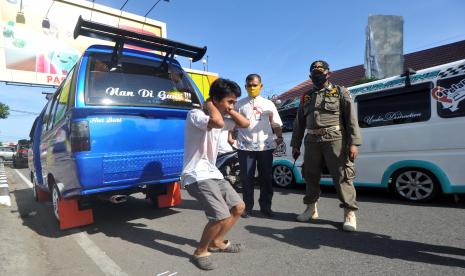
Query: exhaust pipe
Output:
[[109, 195, 127, 204], [99, 194, 128, 204]]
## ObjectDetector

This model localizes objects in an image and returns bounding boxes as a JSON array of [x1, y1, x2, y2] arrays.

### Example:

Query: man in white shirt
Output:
[[181, 78, 250, 270], [234, 74, 283, 218]]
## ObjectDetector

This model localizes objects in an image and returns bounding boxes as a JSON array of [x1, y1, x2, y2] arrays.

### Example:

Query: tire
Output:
[[51, 184, 61, 221], [32, 174, 39, 201], [391, 168, 440, 202], [272, 165, 295, 188], [146, 184, 166, 207], [148, 196, 159, 207]]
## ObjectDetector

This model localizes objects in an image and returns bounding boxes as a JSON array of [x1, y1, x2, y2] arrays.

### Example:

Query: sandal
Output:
[[191, 254, 217, 270], [208, 240, 244, 253]]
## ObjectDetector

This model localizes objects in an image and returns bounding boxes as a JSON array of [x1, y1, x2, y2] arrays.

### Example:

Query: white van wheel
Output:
[[273, 165, 294, 188], [52, 185, 60, 221], [393, 169, 439, 202]]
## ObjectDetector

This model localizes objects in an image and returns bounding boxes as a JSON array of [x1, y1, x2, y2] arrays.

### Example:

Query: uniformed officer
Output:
[[290, 60, 362, 231]]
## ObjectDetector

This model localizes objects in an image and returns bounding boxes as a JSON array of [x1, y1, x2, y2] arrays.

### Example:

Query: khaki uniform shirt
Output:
[[290, 83, 362, 148]]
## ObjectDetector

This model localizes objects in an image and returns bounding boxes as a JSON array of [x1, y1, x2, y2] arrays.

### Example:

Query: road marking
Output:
[[0, 163, 11, 206], [71, 231, 128, 276], [13, 169, 128, 276], [0, 196, 11, 206], [14, 169, 33, 188], [157, 271, 178, 276]]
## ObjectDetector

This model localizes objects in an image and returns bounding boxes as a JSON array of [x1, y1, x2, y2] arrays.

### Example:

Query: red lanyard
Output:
[[251, 99, 263, 121]]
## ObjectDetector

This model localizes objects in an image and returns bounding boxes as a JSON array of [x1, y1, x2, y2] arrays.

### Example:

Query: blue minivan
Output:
[[28, 17, 206, 229]]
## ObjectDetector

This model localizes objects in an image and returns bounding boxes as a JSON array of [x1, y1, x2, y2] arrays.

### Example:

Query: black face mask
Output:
[[311, 72, 327, 87]]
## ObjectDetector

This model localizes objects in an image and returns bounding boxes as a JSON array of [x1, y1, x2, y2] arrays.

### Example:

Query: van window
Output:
[[356, 82, 432, 128], [281, 116, 295, 133], [85, 53, 201, 109], [53, 68, 74, 125], [436, 75, 465, 118], [68, 63, 78, 109], [278, 108, 298, 133], [42, 101, 54, 134], [277, 97, 301, 133]]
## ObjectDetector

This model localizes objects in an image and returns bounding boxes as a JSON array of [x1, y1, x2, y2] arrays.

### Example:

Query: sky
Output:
[[1, 0, 465, 142]]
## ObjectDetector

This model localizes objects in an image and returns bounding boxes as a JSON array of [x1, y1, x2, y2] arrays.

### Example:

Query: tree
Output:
[[0, 102, 9, 119], [351, 77, 379, 86]]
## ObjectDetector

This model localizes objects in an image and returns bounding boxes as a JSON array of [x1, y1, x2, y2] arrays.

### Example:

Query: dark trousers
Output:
[[238, 149, 274, 212]]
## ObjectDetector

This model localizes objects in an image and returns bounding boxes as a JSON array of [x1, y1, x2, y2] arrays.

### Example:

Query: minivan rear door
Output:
[[74, 53, 202, 189]]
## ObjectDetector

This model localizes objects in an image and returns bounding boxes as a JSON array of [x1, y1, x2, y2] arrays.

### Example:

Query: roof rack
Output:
[[73, 16, 207, 62]]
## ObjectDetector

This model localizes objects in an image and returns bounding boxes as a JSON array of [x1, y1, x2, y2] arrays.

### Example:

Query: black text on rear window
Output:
[[85, 53, 201, 109]]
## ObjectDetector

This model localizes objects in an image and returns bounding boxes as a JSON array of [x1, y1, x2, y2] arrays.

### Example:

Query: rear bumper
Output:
[[14, 157, 28, 165], [78, 177, 180, 196], [74, 150, 183, 188], [0, 156, 14, 161]]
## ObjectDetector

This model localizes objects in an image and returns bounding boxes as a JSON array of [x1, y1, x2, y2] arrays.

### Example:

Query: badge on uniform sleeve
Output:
[[301, 94, 311, 104], [343, 89, 352, 99]]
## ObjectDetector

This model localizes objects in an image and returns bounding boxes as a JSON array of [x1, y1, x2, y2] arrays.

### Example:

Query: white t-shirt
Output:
[[181, 109, 235, 186], [235, 96, 283, 151], [218, 129, 234, 154]]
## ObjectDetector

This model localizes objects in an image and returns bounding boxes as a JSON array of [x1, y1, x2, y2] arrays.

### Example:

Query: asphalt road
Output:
[[1, 166, 465, 275]]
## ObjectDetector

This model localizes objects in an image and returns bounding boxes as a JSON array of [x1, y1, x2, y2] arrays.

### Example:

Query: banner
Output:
[[0, 0, 166, 86]]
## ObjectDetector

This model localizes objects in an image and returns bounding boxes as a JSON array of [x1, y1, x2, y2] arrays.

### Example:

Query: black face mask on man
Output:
[[310, 71, 327, 87]]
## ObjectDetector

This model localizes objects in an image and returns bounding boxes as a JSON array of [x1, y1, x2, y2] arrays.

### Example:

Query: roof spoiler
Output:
[[73, 16, 207, 62]]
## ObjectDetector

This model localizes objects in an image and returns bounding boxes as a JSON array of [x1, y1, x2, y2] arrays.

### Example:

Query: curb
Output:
[[0, 162, 11, 207]]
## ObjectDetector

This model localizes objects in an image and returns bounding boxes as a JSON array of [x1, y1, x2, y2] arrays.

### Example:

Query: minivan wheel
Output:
[[272, 165, 294, 188], [32, 176, 38, 201], [392, 169, 439, 202], [148, 195, 158, 207], [52, 185, 61, 221]]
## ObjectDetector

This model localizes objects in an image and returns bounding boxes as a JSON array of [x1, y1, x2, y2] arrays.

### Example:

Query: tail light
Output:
[[70, 120, 90, 152], [18, 149, 28, 154]]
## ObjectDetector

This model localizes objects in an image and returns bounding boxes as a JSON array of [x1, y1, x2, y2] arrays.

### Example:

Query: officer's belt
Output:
[[308, 125, 340, 135]]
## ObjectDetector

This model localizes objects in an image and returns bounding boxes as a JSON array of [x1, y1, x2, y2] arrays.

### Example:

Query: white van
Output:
[[273, 58, 465, 202]]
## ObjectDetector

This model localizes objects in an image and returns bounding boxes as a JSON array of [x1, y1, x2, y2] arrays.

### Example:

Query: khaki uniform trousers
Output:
[[302, 137, 358, 210]]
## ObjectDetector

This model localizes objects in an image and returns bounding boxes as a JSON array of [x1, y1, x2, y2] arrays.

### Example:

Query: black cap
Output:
[[310, 60, 329, 71]]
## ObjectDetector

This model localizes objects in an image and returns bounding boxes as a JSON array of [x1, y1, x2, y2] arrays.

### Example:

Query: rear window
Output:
[[85, 53, 201, 109]]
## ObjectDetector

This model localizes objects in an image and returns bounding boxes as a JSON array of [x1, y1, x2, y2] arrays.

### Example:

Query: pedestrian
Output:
[[234, 73, 283, 218], [181, 78, 250, 270], [291, 60, 362, 231]]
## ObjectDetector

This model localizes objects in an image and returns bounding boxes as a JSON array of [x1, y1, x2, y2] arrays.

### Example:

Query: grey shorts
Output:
[[186, 179, 243, 222]]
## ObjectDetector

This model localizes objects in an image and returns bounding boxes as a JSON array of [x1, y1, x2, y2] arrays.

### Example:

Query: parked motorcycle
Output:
[[216, 150, 241, 191]]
